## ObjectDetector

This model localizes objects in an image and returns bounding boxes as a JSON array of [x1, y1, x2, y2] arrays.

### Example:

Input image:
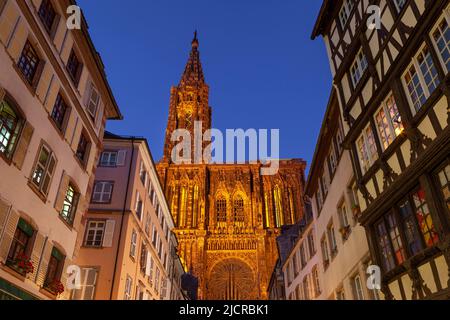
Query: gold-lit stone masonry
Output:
[[157, 34, 306, 300]]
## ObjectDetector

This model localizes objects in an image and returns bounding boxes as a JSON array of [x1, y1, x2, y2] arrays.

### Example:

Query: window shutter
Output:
[[29, 232, 45, 282], [0, 209, 19, 263], [73, 195, 86, 231], [145, 251, 151, 276], [32, 60, 46, 89], [95, 101, 104, 131], [54, 172, 70, 214], [117, 150, 127, 166], [58, 257, 72, 300], [36, 242, 52, 287], [102, 220, 115, 247], [0, 198, 12, 253], [74, 63, 83, 87], [12, 121, 34, 170]]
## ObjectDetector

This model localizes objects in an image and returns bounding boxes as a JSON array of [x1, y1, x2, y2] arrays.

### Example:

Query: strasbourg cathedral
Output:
[[157, 34, 306, 300]]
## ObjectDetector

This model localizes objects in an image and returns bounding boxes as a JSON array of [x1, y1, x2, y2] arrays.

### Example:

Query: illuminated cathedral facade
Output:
[[157, 34, 306, 300]]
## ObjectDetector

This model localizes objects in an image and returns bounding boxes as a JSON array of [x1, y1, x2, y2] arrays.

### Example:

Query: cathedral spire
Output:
[[180, 31, 205, 86]]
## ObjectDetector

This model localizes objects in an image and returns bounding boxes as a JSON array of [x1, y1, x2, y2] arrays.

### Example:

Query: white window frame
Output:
[[130, 229, 137, 258], [339, 0, 354, 29], [135, 191, 143, 221], [338, 200, 350, 228], [99, 151, 118, 167], [328, 224, 338, 255], [84, 220, 106, 247], [353, 274, 365, 300], [393, 0, 406, 13], [350, 48, 368, 88], [124, 276, 132, 300], [31, 143, 57, 196], [430, 9, 450, 74], [86, 82, 100, 120], [374, 93, 404, 151], [356, 124, 378, 174], [71, 267, 99, 300], [402, 43, 440, 114], [92, 181, 114, 203]]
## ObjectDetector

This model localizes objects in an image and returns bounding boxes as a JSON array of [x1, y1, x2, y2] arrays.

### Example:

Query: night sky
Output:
[[78, 0, 332, 171]]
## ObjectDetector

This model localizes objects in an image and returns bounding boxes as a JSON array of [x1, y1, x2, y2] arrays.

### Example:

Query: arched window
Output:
[[216, 196, 227, 223], [233, 195, 245, 223], [0, 99, 23, 159], [273, 185, 283, 227]]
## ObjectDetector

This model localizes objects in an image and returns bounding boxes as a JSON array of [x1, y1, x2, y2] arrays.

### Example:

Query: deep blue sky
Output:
[[78, 0, 332, 168]]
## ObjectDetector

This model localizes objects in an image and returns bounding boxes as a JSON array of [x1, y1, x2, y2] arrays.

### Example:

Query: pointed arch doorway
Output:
[[207, 258, 257, 300]]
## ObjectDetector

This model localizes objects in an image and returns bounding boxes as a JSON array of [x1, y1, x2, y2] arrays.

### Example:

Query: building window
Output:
[[339, 0, 354, 28], [374, 93, 404, 150], [297, 244, 305, 268], [31, 143, 57, 196], [145, 214, 151, 236], [84, 220, 105, 247], [437, 162, 450, 214], [140, 243, 147, 274], [313, 266, 321, 297], [327, 224, 338, 257], [376, 219, 396, 271], [336, 288, 345, 300], [139, 161, 147, 186], [151, 225, 157, 247], [216, 197, 227, 223], [0, 99, 23, 160], [352, 275, 365, 300], [18, 41, 41, 85], [135, 192, 143, 221], [350, 49, 368, 88], [99, 151, 117, 167], [412, 188, 439, 247], [356, 124, 378, 174], [66, 49, 83, 86], [316, 187, 324, 212], [60, 183, 79, 225], [86, 83, 100, 120], [321, 167, 330, 196], [321, 237, 330, 267], [76, 132, 90, 166], [307, 231, 316, 257], [155, 268, 161, 294], [50, 94, 68, 131], [92, 181, 113, 203], [71, 267, 98, 300], [38, 0, 56, 34], [403, 44, 440, 114], [386, 212, 407, 264], [6, 219, 34, 274], [329, 143, 337, 175], [124, 276, 132, 300], [44, 247, 65, 294], [233, 196, 245, 222], [130, 230, 137, 258], [431, 15, 450, 73], [302, 276, 310, 300]]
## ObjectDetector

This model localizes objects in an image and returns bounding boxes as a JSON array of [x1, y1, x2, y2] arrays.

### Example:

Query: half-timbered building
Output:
[[312, 0, 450, 300]]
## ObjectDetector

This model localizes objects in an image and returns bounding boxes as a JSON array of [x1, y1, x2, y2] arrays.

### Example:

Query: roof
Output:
[[70, 0, 123, 120], [311, 0, 334, 40]]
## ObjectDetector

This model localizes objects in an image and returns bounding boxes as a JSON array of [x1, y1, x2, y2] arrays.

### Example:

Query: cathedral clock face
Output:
[[208, 258, 256, 300]]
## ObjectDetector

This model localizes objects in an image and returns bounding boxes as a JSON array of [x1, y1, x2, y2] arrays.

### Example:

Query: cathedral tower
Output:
[[157, 34, 307, 300], [162, 32, 211, 164]]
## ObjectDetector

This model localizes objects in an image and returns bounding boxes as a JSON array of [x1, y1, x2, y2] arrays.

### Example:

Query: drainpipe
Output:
[[109, 137, 135, 300]]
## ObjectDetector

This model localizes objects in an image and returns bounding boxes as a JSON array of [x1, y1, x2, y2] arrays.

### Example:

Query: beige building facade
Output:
[[283, 91, 380, 300], [0, 0, 121, 300], [73, 133, 186, 300]]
